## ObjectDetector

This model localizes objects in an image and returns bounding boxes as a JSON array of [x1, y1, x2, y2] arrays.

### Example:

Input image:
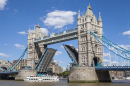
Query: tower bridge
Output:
[[0, 4, 130, 82]]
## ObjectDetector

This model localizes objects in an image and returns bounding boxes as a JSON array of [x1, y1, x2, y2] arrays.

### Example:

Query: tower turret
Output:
[[98, 12, 102, 27]]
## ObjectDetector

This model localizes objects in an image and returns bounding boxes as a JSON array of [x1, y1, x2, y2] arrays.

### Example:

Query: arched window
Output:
[[95, 45, 97, 52]]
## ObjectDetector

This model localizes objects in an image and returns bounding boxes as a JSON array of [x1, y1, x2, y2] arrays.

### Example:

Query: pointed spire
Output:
[[78, 10, 80, 18], [85, 3, 93, 16], [29, 28, 30, 33], [45, 32, 48, 36], [88, 3, 91, 10], [36, 23, 40, 28], [98, 12, 102, 21]]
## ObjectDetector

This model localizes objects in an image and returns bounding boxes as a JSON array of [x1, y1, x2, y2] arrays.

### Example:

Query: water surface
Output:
[[0, 80, 130, 86]]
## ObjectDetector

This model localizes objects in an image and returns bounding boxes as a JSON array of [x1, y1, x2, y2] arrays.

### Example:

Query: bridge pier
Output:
[[69, 67, 111, 83], [15, 70, 37, 81]]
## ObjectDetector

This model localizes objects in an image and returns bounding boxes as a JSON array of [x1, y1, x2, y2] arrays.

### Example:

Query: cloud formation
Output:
[[103, 53, 110, 57], [119, 45, 130, 50], [14, 44, 25, 49], [0, 0, 7, 10], [103, 59, 110, 62], [123, 30, 130, 35], [40, 28, 48, 35], [0, 53, 10, 57], [54, 60, 63, 63], [55, 51, 62, 55], [42, 10, 77, 29], [17, 31, 27, 35]]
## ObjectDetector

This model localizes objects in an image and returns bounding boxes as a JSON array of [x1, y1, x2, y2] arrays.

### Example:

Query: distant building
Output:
[[48, 59, 61, 74], [0, 60, 12, 70], [61, 67, 67, 72], [13, 59, 27, 70]]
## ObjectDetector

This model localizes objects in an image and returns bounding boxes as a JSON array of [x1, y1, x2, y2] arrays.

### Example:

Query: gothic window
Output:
[[91, 19, 92, 22], [95, 45, 97, 52], [82, 55, 85, 62]]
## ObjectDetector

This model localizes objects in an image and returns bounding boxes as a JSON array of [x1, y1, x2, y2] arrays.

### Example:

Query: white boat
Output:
[[126, 77, 130, 80], [24, 75, 59, 82]]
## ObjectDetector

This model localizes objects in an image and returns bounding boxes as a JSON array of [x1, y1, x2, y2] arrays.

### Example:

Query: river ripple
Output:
[[0, 80, 130, 86]]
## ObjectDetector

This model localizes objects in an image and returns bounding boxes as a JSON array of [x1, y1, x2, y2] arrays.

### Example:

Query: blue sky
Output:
[[0, 0, 130, 67]]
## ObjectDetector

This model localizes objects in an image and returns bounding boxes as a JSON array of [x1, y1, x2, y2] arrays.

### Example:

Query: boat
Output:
[[126, 77, 130, 80], [24, 75, 59, 82]]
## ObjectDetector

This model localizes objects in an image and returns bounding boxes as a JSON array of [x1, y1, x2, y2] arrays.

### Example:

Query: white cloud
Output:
[[111, 61, 118, 64], [60, 45, 64, 49], [123, 30, 130, 35], [103, 53, 110, 57], [14, 44, 25, 49], [40, 28, 48, 35], [42, 10, 77, 29], [54, 60, 63, 64], [0, 53, 10, 57], [55, 51, 62, 55], [119, 45, 130, 50], [17, 31, 27, 35], [69, 44, 73, 46], [103, 59, 110, 62], [0, 0, 7, 10]]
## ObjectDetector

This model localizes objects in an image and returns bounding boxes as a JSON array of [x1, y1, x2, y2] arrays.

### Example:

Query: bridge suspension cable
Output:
[[5, 47, 27, 72], [90, 30, 130, 63]]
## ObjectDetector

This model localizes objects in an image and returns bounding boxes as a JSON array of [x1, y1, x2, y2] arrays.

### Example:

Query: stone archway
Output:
[[1, 67, 8, 70], [91, 57, 102, 67]]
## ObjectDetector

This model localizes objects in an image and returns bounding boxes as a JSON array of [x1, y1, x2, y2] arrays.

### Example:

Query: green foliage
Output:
[[58, 71, 70, 76]]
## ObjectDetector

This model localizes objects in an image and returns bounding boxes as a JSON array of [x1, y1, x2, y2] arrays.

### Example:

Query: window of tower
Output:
[[91, 19, 92, 22]]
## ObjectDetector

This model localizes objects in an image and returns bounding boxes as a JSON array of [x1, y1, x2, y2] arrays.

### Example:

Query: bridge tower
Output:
[[77, 4, 103, 67], [27, 24, 47, 70], [69, 4, 111, 82]]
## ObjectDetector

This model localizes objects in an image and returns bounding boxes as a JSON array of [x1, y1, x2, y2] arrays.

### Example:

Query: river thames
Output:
[[0, 80, 130, 86]]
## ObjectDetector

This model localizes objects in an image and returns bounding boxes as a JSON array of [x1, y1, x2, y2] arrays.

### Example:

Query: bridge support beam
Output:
[[69, 67, 111, 83], [15, 70, 37, 81]]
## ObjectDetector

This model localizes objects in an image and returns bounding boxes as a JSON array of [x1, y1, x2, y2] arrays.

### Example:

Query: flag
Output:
[[48, 29, 50, 31]]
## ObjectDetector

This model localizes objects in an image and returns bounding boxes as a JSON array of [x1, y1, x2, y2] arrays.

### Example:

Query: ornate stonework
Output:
[[77, 4, 103, 67], [27, 25, 47, 70]]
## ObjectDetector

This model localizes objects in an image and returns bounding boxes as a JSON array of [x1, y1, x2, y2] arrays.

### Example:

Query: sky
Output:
[[0, 0, 130, 67]]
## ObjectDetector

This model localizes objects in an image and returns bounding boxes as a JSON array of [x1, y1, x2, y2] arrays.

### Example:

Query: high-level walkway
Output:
[[34, 28, 78, 45]]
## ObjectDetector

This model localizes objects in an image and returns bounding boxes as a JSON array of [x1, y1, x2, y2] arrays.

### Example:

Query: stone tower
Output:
[[77, 4, 103, 67], [27, 24, 47, 70]]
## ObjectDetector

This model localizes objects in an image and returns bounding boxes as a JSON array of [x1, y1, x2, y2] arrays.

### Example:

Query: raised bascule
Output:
[[0, 4, 130, 82]]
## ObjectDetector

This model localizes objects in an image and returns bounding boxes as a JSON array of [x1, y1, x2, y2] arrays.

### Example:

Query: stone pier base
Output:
[[69, 67, 111, 83], [15, 70, 37, 81]]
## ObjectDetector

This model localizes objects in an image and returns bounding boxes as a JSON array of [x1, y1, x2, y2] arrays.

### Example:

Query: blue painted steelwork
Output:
[[37, 73, 46, 76], [0, 71, 18, 74], [95, 66, 130, 71], [90, 30, 130, 60], [35, 48, 48, 71], [0, 67, 6, 71], [63, 45, 76, 63], [103, 35, 130, 54], [6, 48, 27, 72], [0, 48, 27, 72]]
